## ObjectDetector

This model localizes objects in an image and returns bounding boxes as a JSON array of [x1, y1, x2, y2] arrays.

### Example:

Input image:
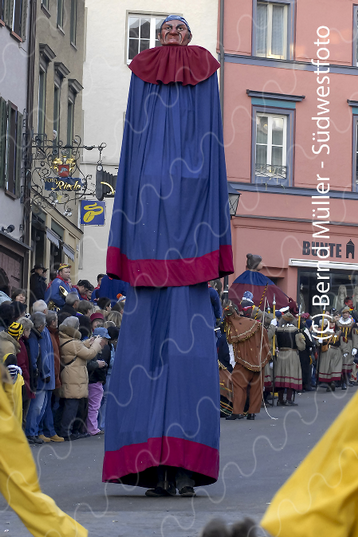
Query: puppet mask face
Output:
[[159, 20, 191, 46]]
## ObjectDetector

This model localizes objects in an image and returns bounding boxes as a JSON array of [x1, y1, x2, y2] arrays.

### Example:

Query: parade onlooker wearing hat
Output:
[[90, 312, 105, 331], [0, 321, 22, 360], [30, 264, 48, 307], [86, 327, 111, 435], [44, 264, 72, 309]]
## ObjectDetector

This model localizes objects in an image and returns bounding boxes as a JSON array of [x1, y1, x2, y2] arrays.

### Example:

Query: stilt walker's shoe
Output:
[[179, 486, 196, 497]]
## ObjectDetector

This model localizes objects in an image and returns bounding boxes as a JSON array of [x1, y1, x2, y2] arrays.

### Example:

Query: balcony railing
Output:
[[254, 164, 288, 186]]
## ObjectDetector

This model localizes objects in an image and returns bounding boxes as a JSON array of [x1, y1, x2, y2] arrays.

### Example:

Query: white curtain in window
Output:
[[271, 5, 284, 57], [256, 3, 267, 56]]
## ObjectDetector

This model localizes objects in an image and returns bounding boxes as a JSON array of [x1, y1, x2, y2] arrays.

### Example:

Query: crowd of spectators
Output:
[[0, 266, 123, 444]]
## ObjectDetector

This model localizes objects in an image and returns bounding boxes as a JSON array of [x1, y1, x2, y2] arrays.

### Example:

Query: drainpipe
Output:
[[23, 0, 37, 289]]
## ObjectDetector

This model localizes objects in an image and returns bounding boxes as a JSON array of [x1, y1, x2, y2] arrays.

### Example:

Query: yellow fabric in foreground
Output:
[[261, 391, 358, 537], [0, 372, 88, 537], [3, 373, 24, 424]]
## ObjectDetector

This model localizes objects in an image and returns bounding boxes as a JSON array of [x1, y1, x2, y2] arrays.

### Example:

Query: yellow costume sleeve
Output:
[[261, 391, 358, 537], [0, 371, 88, 537]]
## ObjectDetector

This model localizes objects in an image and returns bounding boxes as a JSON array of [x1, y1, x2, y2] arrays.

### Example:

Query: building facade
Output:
[[28, 0, 86, 283], [223, 0, 358, 313], [0, 0, 31, 293], [80, 0, 220, 283]]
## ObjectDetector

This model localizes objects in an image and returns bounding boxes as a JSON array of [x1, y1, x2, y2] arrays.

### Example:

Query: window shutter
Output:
[[21, 0, 28, 41], [0, 98, 7, 189], [15, 111, 23, 197], [4, 0, 15, 29]]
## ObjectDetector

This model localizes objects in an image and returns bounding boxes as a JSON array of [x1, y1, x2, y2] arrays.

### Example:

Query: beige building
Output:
[[29, 0, 86, 283], [79, 0, 220, 283]]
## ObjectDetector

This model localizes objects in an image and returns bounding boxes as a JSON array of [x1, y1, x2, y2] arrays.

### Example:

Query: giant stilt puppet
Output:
[[102, 16, 234, 497]]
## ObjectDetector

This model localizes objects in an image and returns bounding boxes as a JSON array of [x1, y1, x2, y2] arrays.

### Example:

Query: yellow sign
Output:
[[82, 202, 104, 224]]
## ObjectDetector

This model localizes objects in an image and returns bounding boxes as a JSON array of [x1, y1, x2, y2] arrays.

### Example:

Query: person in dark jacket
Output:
[[25, 313, 48, 444], [29, 264, 47, 307], [16, 317, 34, 429], [86, 327, 111, 435]]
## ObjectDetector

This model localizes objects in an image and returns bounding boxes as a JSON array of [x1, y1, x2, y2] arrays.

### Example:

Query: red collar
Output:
[[129, 45, 219, 86]]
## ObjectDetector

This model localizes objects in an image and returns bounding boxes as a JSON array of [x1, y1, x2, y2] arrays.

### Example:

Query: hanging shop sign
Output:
[[80, 200, 105, 225], [44, 177, 83, 192]]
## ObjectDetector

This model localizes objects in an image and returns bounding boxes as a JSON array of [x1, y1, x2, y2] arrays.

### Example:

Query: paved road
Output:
[[1, 387, 356, 536]]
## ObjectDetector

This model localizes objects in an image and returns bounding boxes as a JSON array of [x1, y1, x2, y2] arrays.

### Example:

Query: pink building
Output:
[[222, 0, 358, 313]]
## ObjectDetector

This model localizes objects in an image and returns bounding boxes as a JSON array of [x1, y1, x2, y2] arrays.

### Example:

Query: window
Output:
[[57, 0, 63, 28], [256, 2, 288, 58], [67, 93, 75, 146], [13, 0, 22, 36], [38, 67, 47, 136], [2, 0, 28, 39], [127, 14, 164, 62], [53, 81, 61, 141], [41, 0, 49, 9], [0, 0, 5, 21], [251, 107, 293, 187], [70, 0, 77, 45], [354, 6, 358, 66], [353, 115, 358, 190], [0, 98, 22, 196], [255, 113, 287, 175]]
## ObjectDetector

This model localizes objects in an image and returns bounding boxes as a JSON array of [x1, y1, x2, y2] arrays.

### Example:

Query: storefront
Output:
[[230, 213, 358, 315]]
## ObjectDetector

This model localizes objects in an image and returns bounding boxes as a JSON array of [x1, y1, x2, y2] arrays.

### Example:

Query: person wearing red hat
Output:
[[44, 264, 72, 310], [90, 312, 104, 331]]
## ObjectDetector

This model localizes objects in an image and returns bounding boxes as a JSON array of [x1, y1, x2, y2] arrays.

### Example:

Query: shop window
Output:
[[298, 268, 358, 316], [253, 1, 294, 60], [127, 14, 163, 63]]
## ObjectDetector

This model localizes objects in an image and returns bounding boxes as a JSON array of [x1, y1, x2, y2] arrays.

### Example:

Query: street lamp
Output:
[[223, 184, 240, 303], [228, 183, 241, 217]]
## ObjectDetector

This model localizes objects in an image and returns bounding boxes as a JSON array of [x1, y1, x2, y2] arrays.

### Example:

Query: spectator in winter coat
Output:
[[86, 327, 111, 435], [16, 317, 34, 429], [25, 312, 48, 444], [57, 316, 104, 440]]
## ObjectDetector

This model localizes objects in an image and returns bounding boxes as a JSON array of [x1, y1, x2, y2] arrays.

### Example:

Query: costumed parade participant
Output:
[[269, 311, 305, 406], [45, 263, 72, 310], [103, 15, 234, 497], [261, 389, 358, 537], [298, 318, 315, 392], [317, 312, 342, 392], [0, 363, 88, 537], [224, 297, 271, 420], [336, 306, 358, 389], [229, 254, 288, 310]]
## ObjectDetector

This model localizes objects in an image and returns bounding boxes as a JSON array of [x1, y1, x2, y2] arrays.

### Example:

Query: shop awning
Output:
[[46, 228, 60, 247], [289, 259, 358, 271], [63, 243, 75, 261]]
